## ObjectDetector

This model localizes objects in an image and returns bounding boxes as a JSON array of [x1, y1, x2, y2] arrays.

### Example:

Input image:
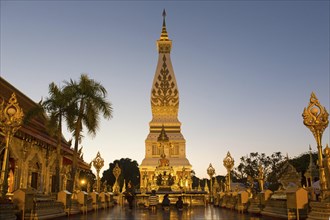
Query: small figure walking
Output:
[[124, 181, 135, 210]]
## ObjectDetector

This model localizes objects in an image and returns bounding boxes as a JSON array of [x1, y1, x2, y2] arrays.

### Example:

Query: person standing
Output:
[[162, 193, 170, 210], [176, 196, 184, 211], [125, 181, 135, 210]]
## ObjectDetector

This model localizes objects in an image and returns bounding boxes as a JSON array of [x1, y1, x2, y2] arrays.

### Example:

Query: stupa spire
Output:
[[157, 9, 172, 53], [162, 9, 166, 27]]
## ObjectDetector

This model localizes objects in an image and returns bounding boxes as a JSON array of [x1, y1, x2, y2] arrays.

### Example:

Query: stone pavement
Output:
[[53, 205, 280, 220]]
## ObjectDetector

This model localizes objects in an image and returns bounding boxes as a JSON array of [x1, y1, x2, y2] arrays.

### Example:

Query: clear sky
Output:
[[1, 1, 329, 178]]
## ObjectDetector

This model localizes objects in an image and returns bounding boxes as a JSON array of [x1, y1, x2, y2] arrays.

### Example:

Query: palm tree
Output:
[[42, 82, 74, 193], [64, 74, 113, 192], [24, 82, 73, 193]]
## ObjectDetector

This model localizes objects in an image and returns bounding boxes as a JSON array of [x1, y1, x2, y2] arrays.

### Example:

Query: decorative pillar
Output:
[[112, 163, 121, 194], [207, 163, 215, 203], [223, 151, 234, 192], [257, 163, 264, 191], [92, 151, 104, 192], [0, 93, 24, 198], [302, 92, 329, 200]]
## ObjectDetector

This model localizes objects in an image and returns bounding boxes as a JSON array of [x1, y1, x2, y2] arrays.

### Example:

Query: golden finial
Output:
[[157, 9, 172, 53]]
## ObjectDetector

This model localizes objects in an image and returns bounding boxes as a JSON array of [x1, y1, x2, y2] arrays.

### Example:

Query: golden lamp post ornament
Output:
[[223, 151, 234, 192], [92, 151, 104, 192], [302, 92, 329, 199], [207, 163, 215, 203], [0, 93, 24, 198], [112, 163, 121, 194]]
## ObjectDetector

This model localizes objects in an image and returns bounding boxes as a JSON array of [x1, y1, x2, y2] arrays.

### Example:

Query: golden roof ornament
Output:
[[0, 93, 24, 135]]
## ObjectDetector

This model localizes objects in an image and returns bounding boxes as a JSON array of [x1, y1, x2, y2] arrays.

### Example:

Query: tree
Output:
[[265, 152, 285, 191], [289, 151, 318, 186], [233, 152, 285, 191], [64, 74, 113, 192], [101, 158, 140, 191], [42, 82, 74, 193]]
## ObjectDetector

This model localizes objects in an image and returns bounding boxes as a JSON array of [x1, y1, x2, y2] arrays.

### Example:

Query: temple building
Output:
[[139, 10, 192, 191], [0, 77, 90, 195]]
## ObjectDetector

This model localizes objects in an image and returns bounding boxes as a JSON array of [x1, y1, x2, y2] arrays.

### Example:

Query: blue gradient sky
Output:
[[1, 1, 329, 178]]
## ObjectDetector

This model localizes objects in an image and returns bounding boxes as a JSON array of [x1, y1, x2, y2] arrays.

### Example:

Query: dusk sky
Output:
[[1, 1, 329, 178]]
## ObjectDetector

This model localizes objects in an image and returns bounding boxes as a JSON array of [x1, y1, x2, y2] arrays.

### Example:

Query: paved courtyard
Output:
[[54, 205, 280, 220]]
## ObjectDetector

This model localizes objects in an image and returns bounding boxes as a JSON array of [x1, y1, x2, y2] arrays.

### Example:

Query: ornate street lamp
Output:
[[92, 151, 104, 192], [0, 93, 24, 198], [223, 151, 234, 192], [207, 163, 215, 203], [112, 163, 121, 194], [302, 92, 329, 199]]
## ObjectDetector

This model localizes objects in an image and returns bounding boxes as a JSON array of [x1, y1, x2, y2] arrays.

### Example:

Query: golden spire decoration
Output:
[[157, 9, 172, 53]]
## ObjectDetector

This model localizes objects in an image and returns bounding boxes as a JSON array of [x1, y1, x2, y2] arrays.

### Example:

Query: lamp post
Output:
[[92, 151, 104, 192], [302, 92, 329, 200], [223, 151, 234, 192], [80, 179, 86, 191], [0, 93, 24, 198], [207, 163, 215, 203]]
